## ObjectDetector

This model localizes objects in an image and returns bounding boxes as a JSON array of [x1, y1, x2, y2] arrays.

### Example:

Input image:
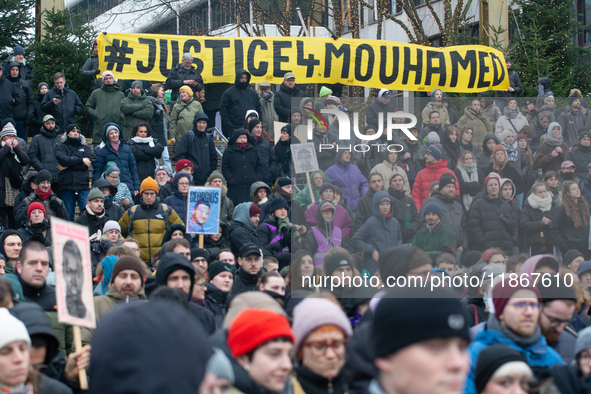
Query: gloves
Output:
[[49, 199, 61, 212]]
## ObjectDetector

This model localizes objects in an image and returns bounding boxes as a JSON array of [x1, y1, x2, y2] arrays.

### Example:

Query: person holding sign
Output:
[[164, 173, 192, 226]]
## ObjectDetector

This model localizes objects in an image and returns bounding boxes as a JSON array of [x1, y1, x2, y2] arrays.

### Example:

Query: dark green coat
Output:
[[86, 84, 125, 144]]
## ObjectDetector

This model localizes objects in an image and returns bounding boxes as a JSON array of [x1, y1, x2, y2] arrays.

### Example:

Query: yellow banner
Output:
[[97, 33, 509, 92]]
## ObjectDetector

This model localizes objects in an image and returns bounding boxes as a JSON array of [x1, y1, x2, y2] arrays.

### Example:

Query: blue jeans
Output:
[[62, 190, 89, 221]]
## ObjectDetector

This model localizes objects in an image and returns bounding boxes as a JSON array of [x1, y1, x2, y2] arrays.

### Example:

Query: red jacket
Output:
[[412, 159, 460, 210]]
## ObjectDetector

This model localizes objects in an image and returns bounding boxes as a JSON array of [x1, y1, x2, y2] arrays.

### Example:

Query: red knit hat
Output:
[[492, 277, 541, 319], [249, 203, 261, 217], [175, 159, 194, 173], [493, 144, 506, 155], [227, 308, 295, 357], [484, 172, 501, 188], [27, 202, 46, 218]]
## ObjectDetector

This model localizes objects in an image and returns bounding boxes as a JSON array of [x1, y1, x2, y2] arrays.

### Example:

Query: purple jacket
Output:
[[325, 153, 368, 211], [305, 202, 353, 239]]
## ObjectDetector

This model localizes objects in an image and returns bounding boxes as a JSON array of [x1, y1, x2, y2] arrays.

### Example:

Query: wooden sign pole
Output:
[[72, 326, 88, 389], [199, 234, 204, 248], [305, 172, 315, 203]]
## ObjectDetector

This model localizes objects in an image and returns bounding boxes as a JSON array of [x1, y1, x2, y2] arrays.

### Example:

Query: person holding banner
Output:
[[219, 70, 261, 138], [165, 53, 205, 103]]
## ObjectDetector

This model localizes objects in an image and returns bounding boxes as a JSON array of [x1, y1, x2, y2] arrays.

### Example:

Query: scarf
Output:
[[0, 383, 33, 393], [36, 188, 52, 201], [86, 205, 106, 218], [503, 107, 520, 119], [110, 140, 120, 151], [487, 313, 542, 349], [131, 136, 155, 147], [528, 192, 553, 212], [544, 133, 563, 147], [457, 163, 478, 210], [501, 141, 519, 162], [236, 142, 247, 151], [545, 183, 561, 205], [66, 137, 81, 145], [425, 219, 441, 233]]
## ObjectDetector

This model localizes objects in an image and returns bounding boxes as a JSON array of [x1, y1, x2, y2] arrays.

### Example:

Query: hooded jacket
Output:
[[352, 191, 402, 274], [228, 202, 263, 257], [128, 131, 164, 184], [17, 218, 52, 247], [93, 178, 123, 222], [274, 82, 305, 122], [0, 74, 16, 122], [325, 150, 369, 211], [457, 106, 493, 148], [93, 123, 141, 192], [120, 89, 154, 140], [160, 223, 192, 247], [15, 189, 68, 229], [250, 129, 276, 185], [387, 187, 421, 243], [419, 189, 468, 249], [468, 193, 517, 254], [169, 97, 203, 143], [303, 201, 343, 262], [226, 266, 263, 307], [205, 282, 228, 329], [221, 129, 264, 204], [3, 56, 33, 84], [33, 84, 49, 131], [421, 95, 450, 126], [7, 68, 34, 122], [304, 199, 353, 239], [0, 134, 30, 208], [371, 151, 411, 197], [55, 132, 91, 191], [294, 170, 327, 207], [40, 83, 83, 132], [478, 92, 502, 124], [365, 97, 395, 129], [475, 133, 498, 172], [565, 140, 591, 180], [533, 122, 569, 175], [164, 173, 192, 225], [118, 198, 183, 263], [85, 83, 125, 144], [29, 124, 63, 182], [203, 221, 231, 257], [174, 112, 218, 186], [411, 159, 459, 210], [219, 69, 262, 136], [558, 107, 588, 148]]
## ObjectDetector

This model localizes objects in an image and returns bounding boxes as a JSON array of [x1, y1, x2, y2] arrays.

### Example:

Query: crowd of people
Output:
[[1, 44, 591, 393]]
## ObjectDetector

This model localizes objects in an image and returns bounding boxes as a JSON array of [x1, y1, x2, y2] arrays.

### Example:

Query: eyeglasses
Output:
[[195, 282, 207, 288], [580, 353, 591, 363], [511, 301, 543, 311], [178, 182, 190, 186], [107, 175, 119, 180], [542, 310, 570, 327], [303, 339, 348, 355]]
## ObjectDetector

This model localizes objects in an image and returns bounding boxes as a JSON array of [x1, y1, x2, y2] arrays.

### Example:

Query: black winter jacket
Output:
[[17, 219, 52, 247], [219, 70, 261, 136], [75, 208, 109, 238], [495, 68, 521, 98], [80, 55, 101, 90], [55, 135, 91, 191], [40, 84, 83, 132], [550, 205, 591, 254], [387, 187, 421, 243], [3, 58, 33, 84], [8, 75, 34, 122], [204, 283, 227, 329], [252, 135, 276, 185], [565, 144, 591, 180], [0, 75, 16, 123], [163, 175, 190, 225], [257, 216, 290, 255], [147, 94, 167, 143], [226, 267, 262, 306], [33, 92, 48, 131], [30, 126, 64, 182], [519, 198, 557, 250], [174, 115, 217, 186], [0, 143, 29, 208], [221, 130, 264, 204], [273, 136, 298, 178], [488, 162, 525, 196], [312, 129, 338, 170], [468, 194, 517, 254], [128, 137, 164, 183], [14, 172, 37, 213], [365, 98, 395, 129], [15, 190, 68, 228], [274, 83, 305, 122], [165, 63, 204, 102]]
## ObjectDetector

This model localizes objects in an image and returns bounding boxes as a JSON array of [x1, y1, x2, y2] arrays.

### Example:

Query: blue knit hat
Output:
[[423, 202, 442, 218], [101, 255, 119, 294], [426, 144, 443, 161]]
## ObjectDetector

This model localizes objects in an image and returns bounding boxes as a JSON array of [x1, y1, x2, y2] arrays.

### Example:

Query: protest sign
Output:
[[186, 186, 222, 235]]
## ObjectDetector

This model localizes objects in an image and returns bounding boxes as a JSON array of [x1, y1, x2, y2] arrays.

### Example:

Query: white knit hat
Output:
[[0, 122, 17, 138], [103, 220, 121, 234], [0, 308, 30, 350]]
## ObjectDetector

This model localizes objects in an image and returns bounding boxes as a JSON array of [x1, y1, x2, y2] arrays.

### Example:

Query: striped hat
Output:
[[0, 123, 17, 138]]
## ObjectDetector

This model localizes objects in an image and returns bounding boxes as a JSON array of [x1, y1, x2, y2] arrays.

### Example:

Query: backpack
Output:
[[127, 203, 171, 238]]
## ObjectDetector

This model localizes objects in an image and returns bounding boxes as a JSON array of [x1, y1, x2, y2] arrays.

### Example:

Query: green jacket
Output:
[[120, 91, 154, 140], [86, 84, 125, 144], [80, 288, 147, 346], [169, 98, 203, 143], [411, 221, 456, 262], [294, 169, 328, 207]]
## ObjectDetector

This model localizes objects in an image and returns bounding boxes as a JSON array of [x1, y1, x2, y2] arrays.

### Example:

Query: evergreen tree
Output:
[[510, 0, 591, 97], [31, 9, 96, 134], [0, 0, 35, 61]]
